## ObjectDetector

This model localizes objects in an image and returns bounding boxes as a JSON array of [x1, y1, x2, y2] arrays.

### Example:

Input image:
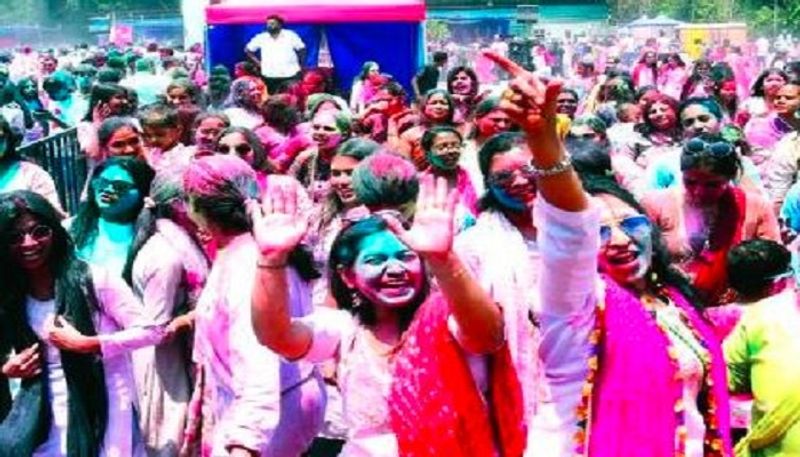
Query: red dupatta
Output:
[[388, 294, 527, 457], [689, 186, 747, 305]]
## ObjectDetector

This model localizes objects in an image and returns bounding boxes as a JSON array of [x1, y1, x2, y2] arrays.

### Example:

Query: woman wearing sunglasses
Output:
[[641, 134, 779, 305], [645, 98, 766, 197], [250, 170, 526, 457], [482, 51, 732, 457], [0, 190, 166, 456], [453, 129, 543, 428], [215, 126, 272, 190], [183, 154, 325, 456]]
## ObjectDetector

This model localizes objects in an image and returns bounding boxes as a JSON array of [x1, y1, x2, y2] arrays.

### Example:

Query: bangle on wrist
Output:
[[532, 155, 573, 178]]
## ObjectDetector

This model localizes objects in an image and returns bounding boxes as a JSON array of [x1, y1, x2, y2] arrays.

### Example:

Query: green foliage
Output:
[[426, 19, 452, 43], [610, 0, 800, 35]]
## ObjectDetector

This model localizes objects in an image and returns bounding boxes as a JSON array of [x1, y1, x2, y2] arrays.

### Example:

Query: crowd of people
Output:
[[1, 12, 800, 457]]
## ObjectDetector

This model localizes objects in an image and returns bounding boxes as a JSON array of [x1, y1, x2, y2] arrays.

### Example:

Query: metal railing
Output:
[[19, 128, 87, 215]]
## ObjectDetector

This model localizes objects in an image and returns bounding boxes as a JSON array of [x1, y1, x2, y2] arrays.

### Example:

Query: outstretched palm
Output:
[[249, 177, 309, 256], [383, 175, 457, 259]]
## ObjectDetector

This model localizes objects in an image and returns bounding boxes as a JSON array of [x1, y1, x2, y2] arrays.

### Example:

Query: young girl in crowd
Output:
[[139, 103, 191, 171], [390, 88, 458, 170]]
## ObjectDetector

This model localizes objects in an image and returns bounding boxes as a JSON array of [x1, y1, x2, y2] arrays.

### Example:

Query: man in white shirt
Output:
[[245, 15, 307, 94]]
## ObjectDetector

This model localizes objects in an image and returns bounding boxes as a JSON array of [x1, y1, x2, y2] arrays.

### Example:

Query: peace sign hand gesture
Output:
[[248, 177, 309, 263], [382, 174, 457, 261], [483, 51, 563, 143]]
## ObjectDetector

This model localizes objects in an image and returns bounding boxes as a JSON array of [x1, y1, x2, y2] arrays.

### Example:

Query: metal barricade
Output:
[[19, 128, 87, 215]]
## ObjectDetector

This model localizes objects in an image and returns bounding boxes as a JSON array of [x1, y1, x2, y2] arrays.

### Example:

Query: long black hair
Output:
[[70, 157, 155, 253], [0, 115, 21, 165], [122, 163, 209, 285], [0, 191, 107, 456], [328, 216, 428, 329], [579, 174, 704, 310]]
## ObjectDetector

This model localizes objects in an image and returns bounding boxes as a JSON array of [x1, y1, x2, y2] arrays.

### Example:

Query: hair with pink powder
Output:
[[183, 154, 259, 234], [352, 151, 419, 211]]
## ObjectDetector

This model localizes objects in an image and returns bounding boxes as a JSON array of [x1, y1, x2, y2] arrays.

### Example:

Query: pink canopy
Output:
[[206, 0, 426, 24]]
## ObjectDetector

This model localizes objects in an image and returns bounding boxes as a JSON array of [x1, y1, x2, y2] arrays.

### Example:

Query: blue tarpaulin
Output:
[[206, 22, 421, 96]]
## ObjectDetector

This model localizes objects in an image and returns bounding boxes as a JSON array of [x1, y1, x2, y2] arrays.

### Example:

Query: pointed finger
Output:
[[543, 79, 565, 119], [482, 51, 526, 77], [510, 78, 544, 108]]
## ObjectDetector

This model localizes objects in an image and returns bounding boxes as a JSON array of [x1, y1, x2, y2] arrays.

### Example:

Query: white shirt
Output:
[[245, 29, 305, 78]]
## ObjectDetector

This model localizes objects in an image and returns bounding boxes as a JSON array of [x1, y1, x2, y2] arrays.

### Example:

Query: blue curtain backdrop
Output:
[[206, 22, 420, 97]]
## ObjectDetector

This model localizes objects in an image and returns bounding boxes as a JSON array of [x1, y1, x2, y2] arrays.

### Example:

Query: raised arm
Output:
[[382, 174, 504, 354], [249, 181, 314, 360], [485, 51, 587, 213]]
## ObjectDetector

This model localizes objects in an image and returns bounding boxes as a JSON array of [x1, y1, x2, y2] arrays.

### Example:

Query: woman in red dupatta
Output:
[[248, 174, 525, 457], [642, 134, 780, 305]]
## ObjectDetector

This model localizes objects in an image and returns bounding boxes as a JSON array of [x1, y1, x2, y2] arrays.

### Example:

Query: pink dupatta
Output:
[[389, 294, 527, 457], [585, 279, 732, 457]]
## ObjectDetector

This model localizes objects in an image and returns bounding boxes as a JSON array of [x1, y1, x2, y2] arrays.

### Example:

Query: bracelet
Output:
[[532, 156, 573, 178], [257, 260, 287, 269]]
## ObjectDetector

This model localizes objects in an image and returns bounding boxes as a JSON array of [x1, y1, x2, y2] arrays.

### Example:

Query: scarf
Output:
[[689, 186, 746, 305], [585, 279, 732, 457], [389, 294, 527, 457], [0, 263, 107, 457], [456, 209, 543, 420]]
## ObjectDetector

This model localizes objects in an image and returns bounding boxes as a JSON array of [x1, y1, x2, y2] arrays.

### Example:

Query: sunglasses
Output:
[[487, 164, 538, 188], [684, 138, 734, 157], [93, 177, 136, 194], [9, 225, 53, 246], [218, 144, 252, 155], [599, 215, 651, 245]]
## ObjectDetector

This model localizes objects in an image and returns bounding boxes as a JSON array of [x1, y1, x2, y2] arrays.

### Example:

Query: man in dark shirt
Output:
[[412, 51, 448, 102]]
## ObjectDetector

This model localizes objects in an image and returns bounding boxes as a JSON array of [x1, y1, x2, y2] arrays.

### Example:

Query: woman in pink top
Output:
[[632, 49, 659, 89], [419, 126, 479, 232], [183, 155, 325, 457], [659, 53, 689, 100], [485, 51, 732, 457], [249, 173, 525, 457]]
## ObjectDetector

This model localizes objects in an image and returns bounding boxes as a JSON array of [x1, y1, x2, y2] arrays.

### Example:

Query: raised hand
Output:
[[248, 177, 309, 261], [483, 51, 562, 140], [382, 174, 457, 260]]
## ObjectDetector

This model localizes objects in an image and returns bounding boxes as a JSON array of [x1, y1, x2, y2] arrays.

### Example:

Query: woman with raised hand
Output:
[[183, 155, 324, 456], [249, 173, 526, 455], [485, 51, 732, 457]]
